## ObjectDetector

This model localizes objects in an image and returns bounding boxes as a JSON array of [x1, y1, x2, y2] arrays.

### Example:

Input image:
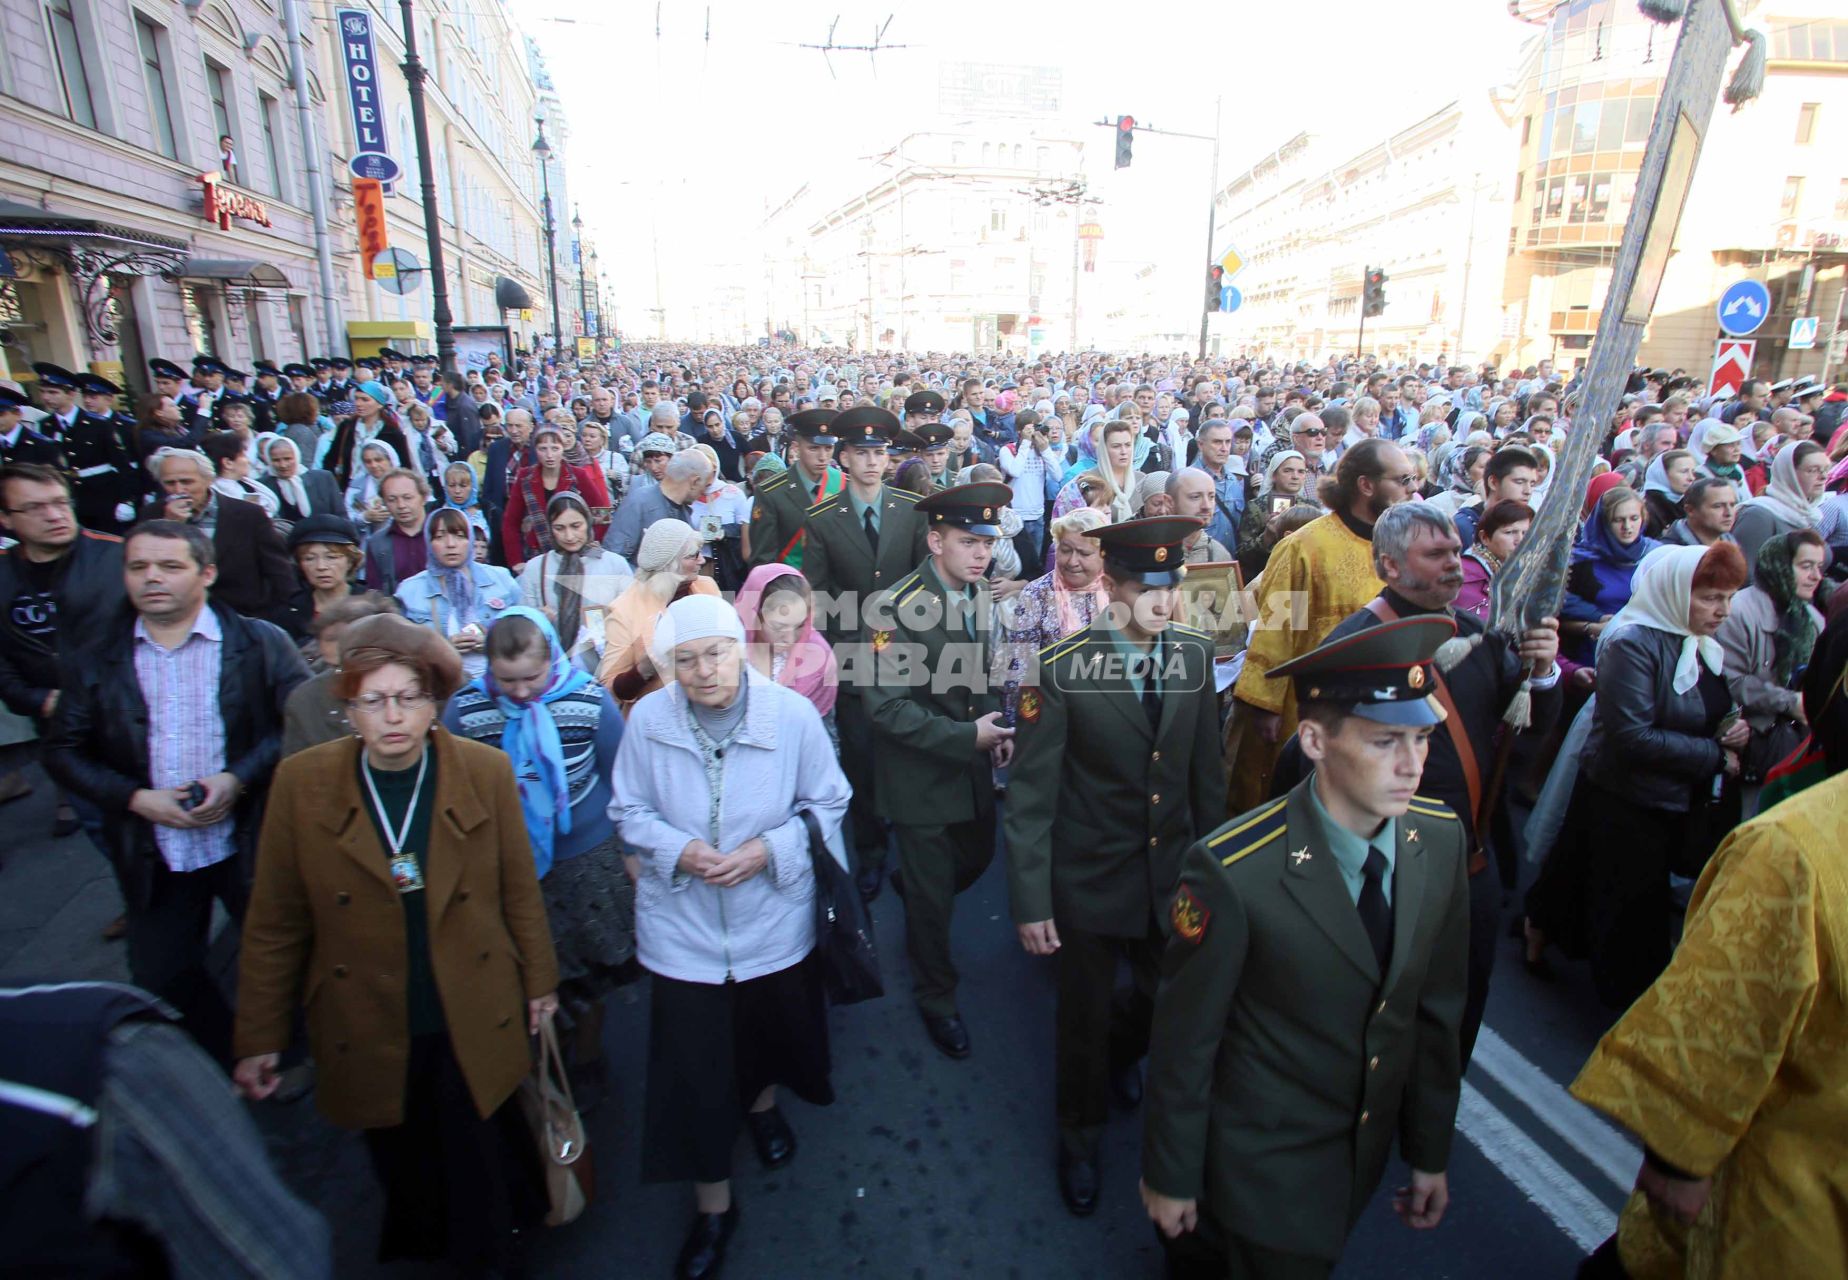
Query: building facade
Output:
[[759, 125, 1089, 355], [0, 0, 570, 395]]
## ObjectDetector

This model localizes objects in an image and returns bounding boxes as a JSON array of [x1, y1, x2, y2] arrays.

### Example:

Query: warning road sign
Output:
[[1708, 338, 1755, 399]]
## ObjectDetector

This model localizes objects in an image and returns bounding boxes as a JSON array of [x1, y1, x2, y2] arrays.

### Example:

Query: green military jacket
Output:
[[864, 561, 1002, 827], [1003, 619, 1227, 936], [746, 465, 842, 570], [1142, 782, 1469, 1261], [800, 483, 929, 643]]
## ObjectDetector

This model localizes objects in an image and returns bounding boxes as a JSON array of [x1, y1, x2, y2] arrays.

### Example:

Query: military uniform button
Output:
[[1148, 837, 1158, 848], [1369, 1056, 1380, 1071], [1151, 794, 1160, 805], [1359, 1110, 1370, 1125], [1151, 751, 1161, 762], [1377, 1000, 1387, 1014]]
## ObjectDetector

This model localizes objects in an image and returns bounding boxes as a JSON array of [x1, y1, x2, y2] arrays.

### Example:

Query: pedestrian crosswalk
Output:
[[1458, 1024, 1639, 1251]]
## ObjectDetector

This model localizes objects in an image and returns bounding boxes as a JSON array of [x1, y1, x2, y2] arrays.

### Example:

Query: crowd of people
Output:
[[1, 340, 1845, 1280]]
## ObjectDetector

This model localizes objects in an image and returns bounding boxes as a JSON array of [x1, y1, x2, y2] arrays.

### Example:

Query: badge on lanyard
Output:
[[389, 852, 424, 894]]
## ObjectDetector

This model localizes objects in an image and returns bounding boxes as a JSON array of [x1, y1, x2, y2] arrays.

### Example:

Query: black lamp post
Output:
[[589, 247, 601, 341], [397, 0, 455, 371], [531, 118, 562, 357], [572, 206, 589, 355]]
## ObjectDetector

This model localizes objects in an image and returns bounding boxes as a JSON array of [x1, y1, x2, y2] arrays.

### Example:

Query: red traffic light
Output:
[[1117, 115, 1135, 132]]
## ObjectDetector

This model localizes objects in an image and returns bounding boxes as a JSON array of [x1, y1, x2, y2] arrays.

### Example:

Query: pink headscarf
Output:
[[735, 563, 838, 717]]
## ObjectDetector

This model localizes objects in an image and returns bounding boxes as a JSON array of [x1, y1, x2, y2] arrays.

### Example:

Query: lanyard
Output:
[[361, 747, 429, 860]]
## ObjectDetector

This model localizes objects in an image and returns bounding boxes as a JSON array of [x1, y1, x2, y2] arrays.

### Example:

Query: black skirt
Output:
[[363, 1032, 545, 1273], [641, 951, 834, 1184]]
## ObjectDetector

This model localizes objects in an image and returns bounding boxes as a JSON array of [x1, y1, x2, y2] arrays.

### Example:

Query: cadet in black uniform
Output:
[[866, 481, 1014, 1059], [799, 405, 930, 900], [0, 387, 67, 468], [1004, 515, 1228, 1215], [29, 364, 134, 533]]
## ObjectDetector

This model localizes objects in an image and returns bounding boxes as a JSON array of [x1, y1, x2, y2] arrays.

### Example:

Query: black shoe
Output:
[[856, 860, 883, 904], [1058, 1150, 1100, 1217], [746, 1104, 796, 1170], [922, 1012, 971, 1059], [675, 1204, 738, 1280], [1110, 1060, 1144, 1109]]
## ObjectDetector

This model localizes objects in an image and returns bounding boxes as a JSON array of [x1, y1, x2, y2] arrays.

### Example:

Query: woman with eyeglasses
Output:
[[235, 613, 560, 1274]]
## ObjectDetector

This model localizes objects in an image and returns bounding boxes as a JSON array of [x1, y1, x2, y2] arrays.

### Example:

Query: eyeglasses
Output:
[[1296, 427, 1327, 437], [3, 497, 73, 518], [1378, 473, 1417, 488], [347, 691, 435, 715]]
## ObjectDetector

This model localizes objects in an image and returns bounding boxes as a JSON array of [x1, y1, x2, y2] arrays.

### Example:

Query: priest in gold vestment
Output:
[[1570, 768, 1848, 1280], [1224, 440, 1409, 813]]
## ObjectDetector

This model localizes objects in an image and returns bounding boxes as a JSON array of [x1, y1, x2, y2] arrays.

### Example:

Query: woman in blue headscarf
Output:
[[442, 605, 634, 1094], [1561, 483, 1661, 665], [440, 459, 491, 543]]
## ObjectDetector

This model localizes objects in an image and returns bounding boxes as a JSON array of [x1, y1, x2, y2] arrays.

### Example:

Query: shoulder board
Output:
[[80, 530, 124, 545], [806, 492, 844, 515], [1167, 623, 1211, 642], [887, 487, 923, 503], [1406, 796, 1459, 821], [885, 570, 923, 604], [1206, 798, 1289, 867], [1039, 631, 1093, 663], [756, 472, 789, 493]]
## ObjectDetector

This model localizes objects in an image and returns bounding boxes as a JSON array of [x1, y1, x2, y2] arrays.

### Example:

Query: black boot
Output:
[[746, 1104, 797, 1170], [675, 1203, 739, 1280]]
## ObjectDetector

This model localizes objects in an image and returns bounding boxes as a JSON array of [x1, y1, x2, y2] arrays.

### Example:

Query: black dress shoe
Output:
[[855, 860, 883, 904], [1110, 1060, 1144, 1109], [675, 1204, 738, 1280], [1059, 1150, 1100, 1216], [746, 1104, 797, 1170], [922, 1012, 971, 1059]]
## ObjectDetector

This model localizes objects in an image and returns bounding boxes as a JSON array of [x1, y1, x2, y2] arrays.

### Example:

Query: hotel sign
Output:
[[199, 171, 272, 230], [336, 8, 393, 168]]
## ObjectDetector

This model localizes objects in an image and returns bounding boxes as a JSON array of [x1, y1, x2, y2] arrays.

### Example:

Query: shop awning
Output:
[[495, 275, 535, 311], [173, 258, 292, 288], [0, 200, 189, 255]]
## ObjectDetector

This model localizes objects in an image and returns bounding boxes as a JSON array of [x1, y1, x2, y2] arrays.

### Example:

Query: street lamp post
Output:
[[572, 206, 589, 354], [396, 0, 455, 371], [589, 247, 601, 341], [531, 119, 563, 358]]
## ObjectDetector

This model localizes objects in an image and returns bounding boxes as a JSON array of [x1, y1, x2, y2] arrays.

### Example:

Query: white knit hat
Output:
[[651, 593, 745, 676], [636, 517, 698, 574]]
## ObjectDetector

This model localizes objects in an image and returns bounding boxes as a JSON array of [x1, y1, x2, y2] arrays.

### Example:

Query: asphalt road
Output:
[[0, 767, 1637, 1279]]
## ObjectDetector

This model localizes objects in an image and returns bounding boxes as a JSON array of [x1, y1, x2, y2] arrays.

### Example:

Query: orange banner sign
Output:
[[353, 177, 388, 269]]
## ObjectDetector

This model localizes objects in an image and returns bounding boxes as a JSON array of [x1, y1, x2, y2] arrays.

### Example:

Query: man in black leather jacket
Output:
[[44, 521, 308, 1061]]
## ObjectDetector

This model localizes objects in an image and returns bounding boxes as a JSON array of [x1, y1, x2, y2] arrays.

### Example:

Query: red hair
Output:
[[1691, 540, 1748, 593]]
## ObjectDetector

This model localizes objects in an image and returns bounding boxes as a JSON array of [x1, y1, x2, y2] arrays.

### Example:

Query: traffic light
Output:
[[1363, 266, 1388, 317], [1206, 263, 1224, 312], [1114, 115, 1135, 169]]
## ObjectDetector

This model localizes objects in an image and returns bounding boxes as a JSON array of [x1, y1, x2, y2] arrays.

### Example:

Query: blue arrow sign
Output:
[[1221, 286, 1241, 313], [1717, 279, 1770, 337]]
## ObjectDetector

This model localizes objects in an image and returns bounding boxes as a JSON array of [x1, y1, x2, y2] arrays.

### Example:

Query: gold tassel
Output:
[[1434, 634, 1480, 672], [1503, 680, 1534, 732]]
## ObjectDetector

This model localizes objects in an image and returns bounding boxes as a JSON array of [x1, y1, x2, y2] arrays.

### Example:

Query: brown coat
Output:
[[234, 726, 560, 1130]]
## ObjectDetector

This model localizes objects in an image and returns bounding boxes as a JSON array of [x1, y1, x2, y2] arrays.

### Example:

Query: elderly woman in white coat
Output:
[[612, 594, 849, 1280]]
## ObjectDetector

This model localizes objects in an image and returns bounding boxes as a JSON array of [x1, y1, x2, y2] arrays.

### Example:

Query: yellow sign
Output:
[[520, 309, 535, 323], [576, 337, 596, 359], [371, 256, 397, 281], [1218, 246, 1244, 278]]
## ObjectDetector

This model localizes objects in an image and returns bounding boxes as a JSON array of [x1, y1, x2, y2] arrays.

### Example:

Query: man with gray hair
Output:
[[602, 449, 711, 563], [1294, 501, 1562, 1066], [144, 448, 294, 623]]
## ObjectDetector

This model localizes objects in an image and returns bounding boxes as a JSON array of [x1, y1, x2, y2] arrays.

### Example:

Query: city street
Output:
[[0, 764, 1636, 1279]]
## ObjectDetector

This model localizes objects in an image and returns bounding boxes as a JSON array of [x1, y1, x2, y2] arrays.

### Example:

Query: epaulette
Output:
[[1167, 623, 1211, 642], [756, 472, 789, 494], [806, 492, 844, 516], [1040, 631, 1093, 664], [1206, 798, 1289, 867], [887, 487, 923, 503], [890, 571, 925, 605], [1405, 796, 1458, 822]]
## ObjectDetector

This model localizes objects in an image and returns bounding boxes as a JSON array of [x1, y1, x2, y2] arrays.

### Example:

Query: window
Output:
[[46, 0, 97, 128], [260, 94, 287, 198], [990, 206, 1007, 233], [1521, 115, 1532, 146], [136, 18, 176, 158], [1835, 178, 1848, 221], [1779, 175, 1804, 219], [205, 60, 233, 151], [1795, 103, 1819, 145]]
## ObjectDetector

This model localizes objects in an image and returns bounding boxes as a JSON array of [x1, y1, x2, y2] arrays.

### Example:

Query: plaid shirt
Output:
[[133, 609, 232, 872]]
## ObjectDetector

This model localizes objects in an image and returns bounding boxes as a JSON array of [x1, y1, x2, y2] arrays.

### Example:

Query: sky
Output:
[[519, 0, 1533, 336]]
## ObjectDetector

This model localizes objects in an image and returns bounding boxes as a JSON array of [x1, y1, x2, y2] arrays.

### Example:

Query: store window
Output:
[[45, 0, 97, 128], [243, 291, 266, 362], [105, 276, 148, 395], [181, 283, 218, 356], [136, 18, 177, 159]]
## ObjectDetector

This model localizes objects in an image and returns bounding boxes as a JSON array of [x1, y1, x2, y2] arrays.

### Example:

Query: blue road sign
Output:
[[1221, 286, 1241, 313], [1717, 279, 1770, 337]]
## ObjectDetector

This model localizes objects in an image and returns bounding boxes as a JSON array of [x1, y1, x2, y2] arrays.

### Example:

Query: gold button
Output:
[[1149, 837, 1158, 848], [1369, 1056, 1380, 1071], [1360, 1110, 1370, 1125], [1151, 751, 1161, 762], [1151, 794, 1161, 805]]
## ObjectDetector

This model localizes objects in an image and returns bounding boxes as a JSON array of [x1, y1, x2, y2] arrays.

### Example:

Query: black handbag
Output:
[[799, 810, 883, 1005]]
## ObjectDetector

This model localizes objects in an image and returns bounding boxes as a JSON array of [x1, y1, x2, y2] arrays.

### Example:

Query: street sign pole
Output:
[[397, 0, 456, 372], [1198, 95, 1221, 362], [1357, 266, 1368, 359]]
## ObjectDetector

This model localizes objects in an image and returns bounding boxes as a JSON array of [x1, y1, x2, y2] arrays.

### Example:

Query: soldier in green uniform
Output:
[[1004, 515, 1228, 1216], [866, 481, 1015, 1060], [902, 387, 946, 434], [916, 423, 955, 491], [1141, 614, 1470, 1279], [746, 408, 842, 570], [801, 405, 930, 901]]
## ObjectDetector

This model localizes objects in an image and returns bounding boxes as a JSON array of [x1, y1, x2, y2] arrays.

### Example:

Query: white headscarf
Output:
[[1528, 442, 1556, 510], [1739, 443, 1823, 530], [1597, 544, 1723, 694], [650, 592, 746, 678], [1259, 449, 1306, 497]]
